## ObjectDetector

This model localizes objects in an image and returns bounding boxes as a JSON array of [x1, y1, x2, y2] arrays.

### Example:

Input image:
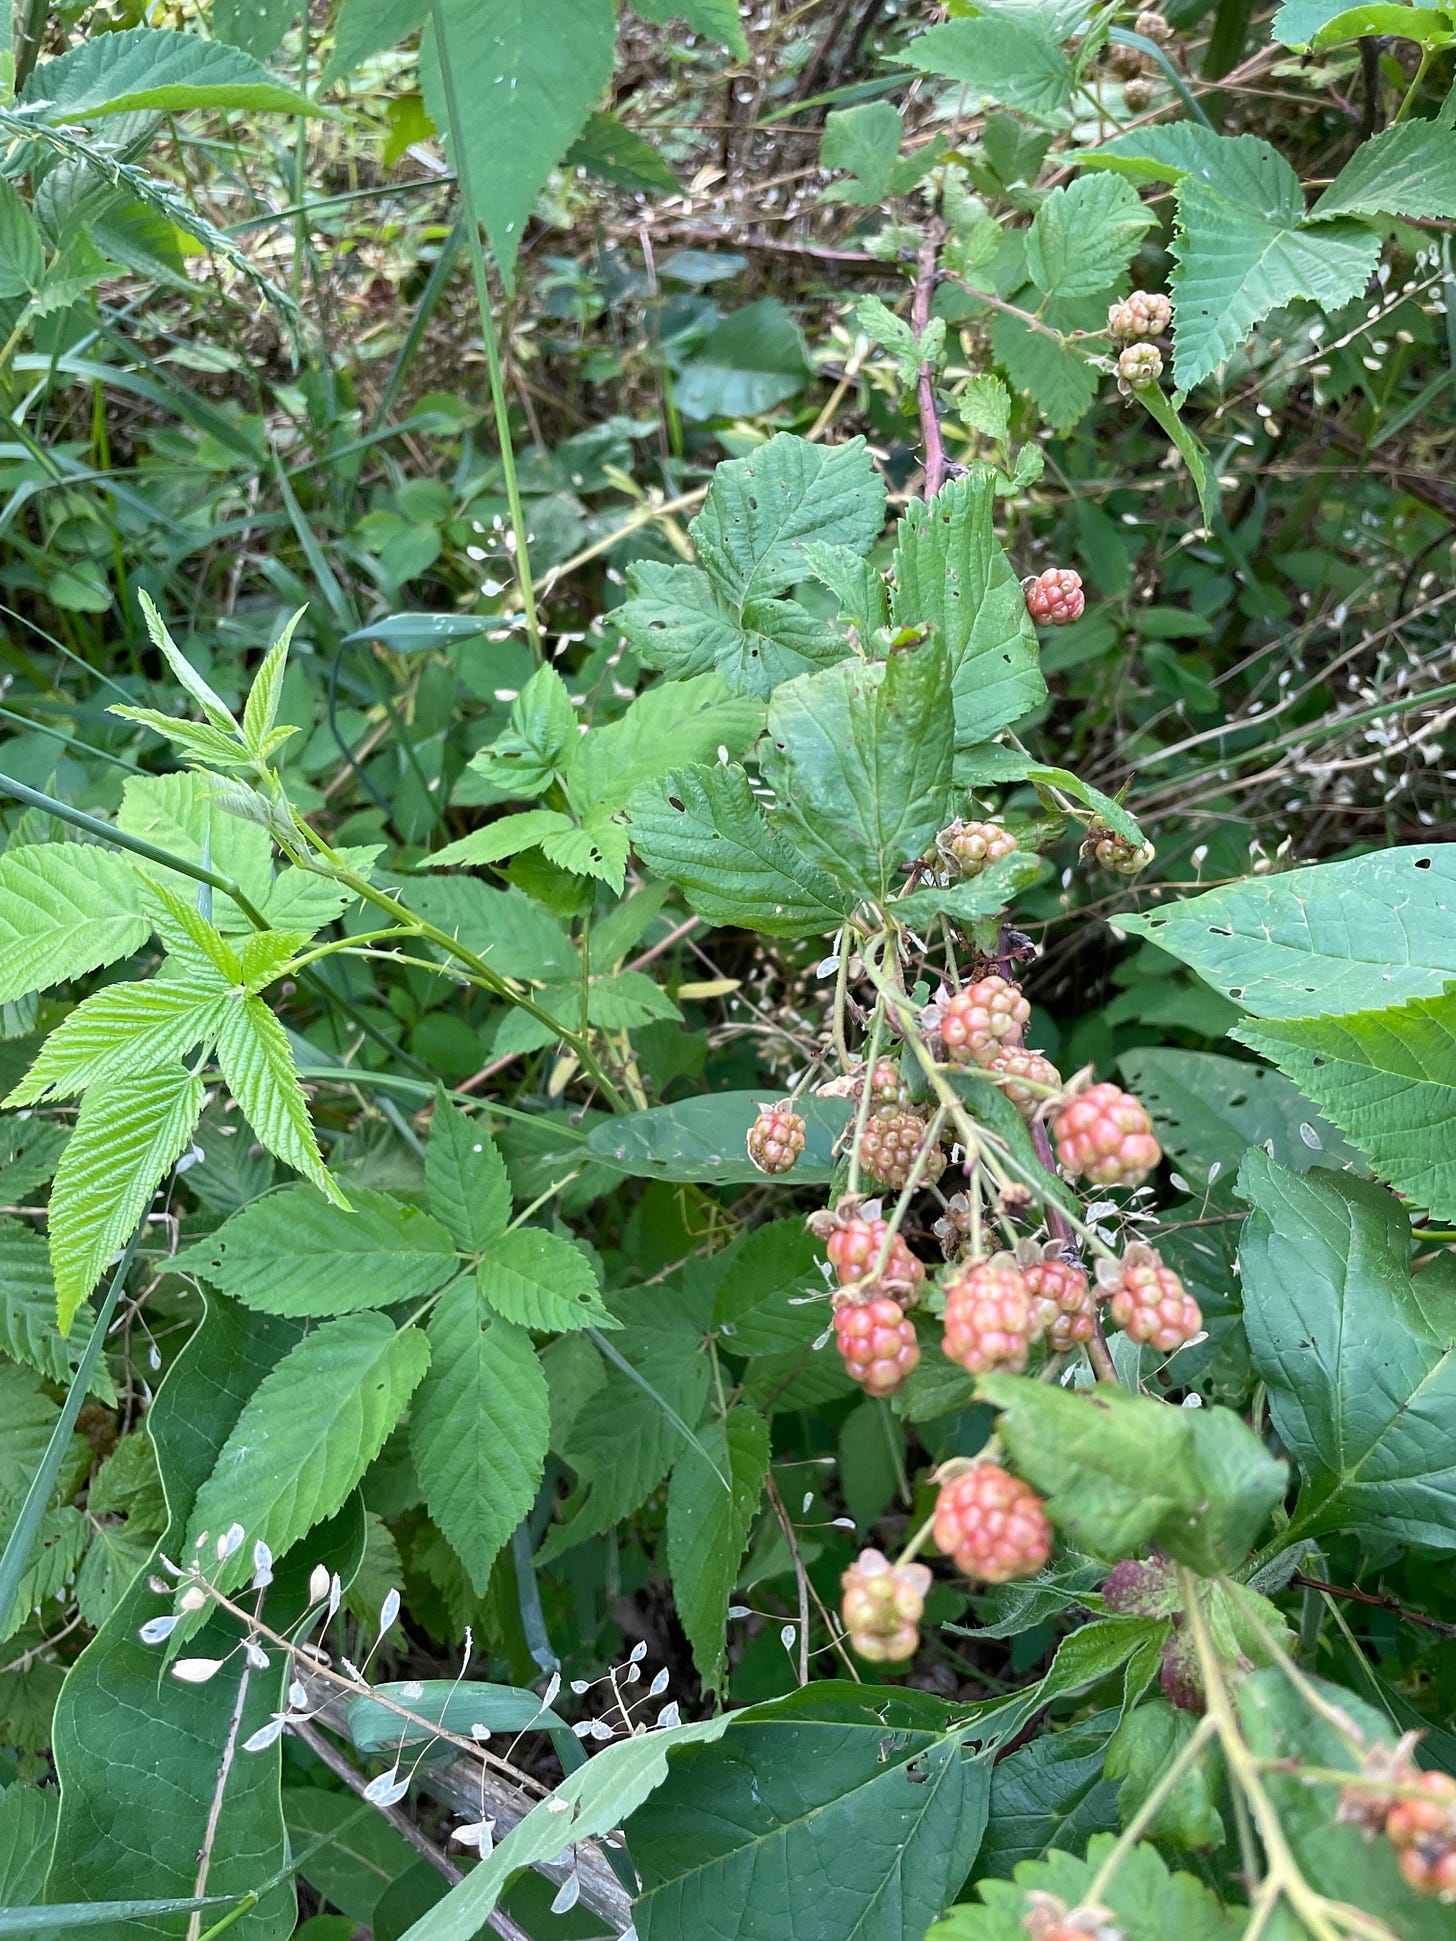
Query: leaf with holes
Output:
[[478, 1227, 616, 1332]]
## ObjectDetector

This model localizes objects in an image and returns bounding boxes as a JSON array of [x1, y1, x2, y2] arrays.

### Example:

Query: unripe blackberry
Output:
[[1117, 343, 1163, 393], [1160, 1629, 1204, 1712], [1384, 1768, 1456, 1899], [1022, 1892, 1124, 1941], [840, 1547, 932, 1663], [1053, 1082, 1161, 1188], [1023, 567, 1085, 627], [942, 1251, 1037, 1375], [934, 1463, 1052, 1583], [1015, 1240, 1095, 1352], [1098, 1242, 1202, 1351], [1107, 290, 1172, 341], [1123, 75, 1156, 110], [865, 1056, 912, 1110], [937, 817, 1019, 878], [939, 975, 1031, 1068], [1336, 1731, 1423, 1841], [824, 1215, 925, 1297], [746, 1102, 806, 1175], [859, 1110, 945, 1192], [1101, 1555, 1179, 1618], [1108, 40, 1147, 75], [1135, 9, 1172, 39], [833, 1296, 920, 1397], [986, 1045, 1062, 1118], [1081, 818, 1155, 876]]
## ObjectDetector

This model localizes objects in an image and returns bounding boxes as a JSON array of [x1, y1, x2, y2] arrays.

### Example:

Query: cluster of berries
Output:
[[1338, 1732, 1456, 1899]]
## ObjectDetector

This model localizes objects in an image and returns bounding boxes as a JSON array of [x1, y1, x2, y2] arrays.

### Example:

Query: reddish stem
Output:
[[912, 218, 947, 500]]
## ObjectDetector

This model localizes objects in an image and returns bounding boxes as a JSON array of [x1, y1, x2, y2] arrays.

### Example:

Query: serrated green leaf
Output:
[[891, 471, 1046, 745], [5, 974, 231, 1107], [631, 0, 749, 55], [626, 763, 855, 937], [213, 997, 342, 1203], [540, 811, 631, 892], [712, 1219, 825, 1357], [666, 1406, 769, 1691], [426, 808, 576, 870], [616, 562, 848, 698], [0, 179, 44, 297], [633, 1687, 991, 1941], [0, 1215, 108, 1394], [1, 1505, 86, 1642], [1106, 1702, 1225, 1850], [173, 1184, 459, 1316], [1118, 845, 1456, 1017], [117, 770, 274, 929], [23, 24, 316, 118], [420, 0, 615, 292], [977, 1712, 1118, 1879], [478, 1226, 615, 1331], [762, 635, 955, 903], [410, 1281, 548, 1593], [185, 1312, 428, 1599], [979, 1375, 1287, 1575], [586, 968, 683, 1030], [566, 670, 762, 816], [691, 433, 886, 609], [0, 843, 146, 1006], [820, 99, 905, 203], [799, 542, 890, 633], [1236, 1153, 1456, 1550], [1027, 173, 1156, 300], [890, 850, 1045, 928], [50, 1068, 205, 1330], [322, 0, 426, 81], [990, 308, 1100, 434], [425, 1092, 512, 1252], [901, 15, 1074, 118], [931, 1830, 1241, 1941], [1311, 119, 1456, 220], [241, 606, 306, 754]]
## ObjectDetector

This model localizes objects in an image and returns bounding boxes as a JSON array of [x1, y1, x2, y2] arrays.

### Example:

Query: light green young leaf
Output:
[[626, 763, 856, 937], [1131, 382, 1218, 528], [213, 998, 343, 1204], [117, 769, 274, 928], [466, 661, 577, 796], [213, 0, 299, 58], [0, 1217, 105, 1392], [891, 469, 1046, 747], [666, 1406, 770, 1692], [1026, 174, 1157, 300], [615, 562, 847, 697], [22, 24, 316, 119], [420, 0, 615, 292], [425, 1092, 512, 1253], [820, 100, 906, 203], [134, 589, 239, 733], [50, 1068, 205, 1330], [901, 15, 1075, 118], [1235, 993, 1456, 1219], [799, 543, 889, 633], [587, 968, 683, 1030], [631, 0, 749, 56], [1237, 1153, 1456, 1550], [241, 606, 307, 755], [107, 707, 250, 770], [853, 292, 945, 386], [762, 635, 956, 903], [478, 1227, 616, 1332], [540, 811, 631, 892], [959, 373, 1012, 447], [1117, 844, 1456, 1017], [410, 1282, 548, 1592], [426, 809, 577, 870], [173, 1184, 459, 1316], [0, 178, 44, 296], [4, 975, 231, 1107], [186, 1312, 429, 1598], [0, 843, 146, 1006]]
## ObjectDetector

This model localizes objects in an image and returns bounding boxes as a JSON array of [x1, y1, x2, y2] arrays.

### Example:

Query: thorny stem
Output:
[[1177, 1569, 1402, 1941], [1291, 1572, 1456, 1641], [912, 217, 948, 499]]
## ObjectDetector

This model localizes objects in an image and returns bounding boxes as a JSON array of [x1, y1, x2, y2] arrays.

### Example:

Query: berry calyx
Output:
[[987, 1045, 1063, 1119], [937, 817, 1019, 878], [938, 975, 1032, 1068], [1097, 1242, 1202, 1351], [822, 1211, 925, 1298], [746, 1102, 806, 1176], [833, 1296, 921, 1397], [1015, 1240, 1096, 1352], [1336, 1731, 1424, 1841], [1081, 818, 1155, 876], [1021, 1892, 1125, 1941], [934, 1463, 1052, 1584], [1053, 1082, 1161, 1188], [1023, 568, 1085, 628], [1117, 343, 1163, 392], [1108, 290, 1172, 342], [1385, 1767, 1456, 1899], [858, 1111, 946, 1192], [1108, 40, 1147, 76], [839, 1548, 932, 1663], [942, 1252, 1037, 1375]]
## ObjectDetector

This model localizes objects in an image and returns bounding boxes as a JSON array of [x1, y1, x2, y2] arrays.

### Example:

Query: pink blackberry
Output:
[[934, 1464, 1052, 1584], [1053, 1082, 1161, 1188]]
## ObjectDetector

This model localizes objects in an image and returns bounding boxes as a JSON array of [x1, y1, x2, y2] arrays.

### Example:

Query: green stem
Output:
[[0, 1222, 142, 1632], [428, 0, 542, 663], [1396, 47, 1435, 121], [1086, 1711, 1219, 1903]]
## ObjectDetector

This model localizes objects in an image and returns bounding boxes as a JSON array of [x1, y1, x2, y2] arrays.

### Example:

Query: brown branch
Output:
[[912, 217, 948, 501], [1290, 1573, 1456, 1640]]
